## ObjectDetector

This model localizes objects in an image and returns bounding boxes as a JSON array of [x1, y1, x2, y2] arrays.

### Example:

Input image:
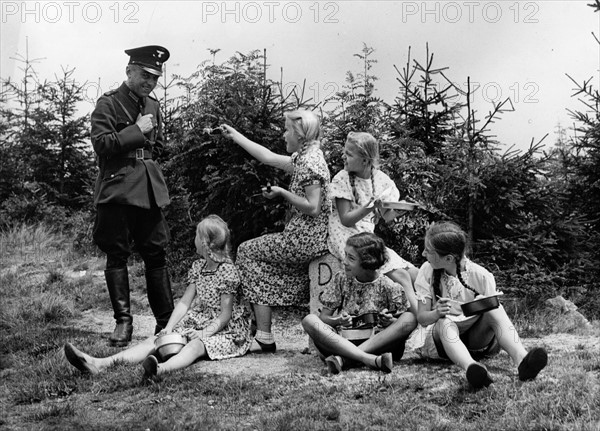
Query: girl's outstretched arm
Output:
[[162, 283, 197, 333], [221, 124, 293, 173], [190, 294, 234, 340]]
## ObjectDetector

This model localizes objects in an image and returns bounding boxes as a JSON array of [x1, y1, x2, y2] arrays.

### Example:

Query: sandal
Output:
[[466, 362, 494, 389], [64, 343, 99, 375], [372, 352, 393, 374], [325, 355, 343, 374], [518, 347, 548, 381], [142, 355, 159, 379]]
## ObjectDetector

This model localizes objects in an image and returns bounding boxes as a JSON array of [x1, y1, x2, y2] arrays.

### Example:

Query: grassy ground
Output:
[[1, 225, 599, 430]]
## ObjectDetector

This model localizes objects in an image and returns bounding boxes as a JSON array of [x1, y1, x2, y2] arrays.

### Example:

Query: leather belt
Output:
[[118, 148, 152, 160]]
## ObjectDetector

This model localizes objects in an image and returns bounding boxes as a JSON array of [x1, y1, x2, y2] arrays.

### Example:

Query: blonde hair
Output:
[[346, 132, 380, 204], [346, 132, 380, 169], [196, 215, 232, 263], [284, 110, 321, 154]]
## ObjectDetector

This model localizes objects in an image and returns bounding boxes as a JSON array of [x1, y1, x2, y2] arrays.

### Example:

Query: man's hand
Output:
[[136, 113, 155, 134]]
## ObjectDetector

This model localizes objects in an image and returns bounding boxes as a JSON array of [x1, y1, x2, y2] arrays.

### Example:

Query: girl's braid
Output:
[[455, 259, 480, 297], [432, 268, 443, 299]]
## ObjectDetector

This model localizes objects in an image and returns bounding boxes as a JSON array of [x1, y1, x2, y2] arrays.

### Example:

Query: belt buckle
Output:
[[135, 148, 144, 160]]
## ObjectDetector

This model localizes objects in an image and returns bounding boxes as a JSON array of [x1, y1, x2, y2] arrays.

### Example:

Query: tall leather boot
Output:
[[145, 266, 174, 335], [105, 267, 133, 347]]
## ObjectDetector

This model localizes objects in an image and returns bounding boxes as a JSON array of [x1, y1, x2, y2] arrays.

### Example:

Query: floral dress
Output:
[[407, 259, 499, 358], [175, 259, 253, 360], [236, 144, 331, 306], [327, 169, 414, 274], [320, 271, 408, 319]]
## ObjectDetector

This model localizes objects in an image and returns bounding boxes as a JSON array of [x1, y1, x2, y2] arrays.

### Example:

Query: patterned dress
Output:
[[320, 271, 409, 318], [237, 144, 331, 306], [327, 169, 414, 274], [175, 259, 253, 360]]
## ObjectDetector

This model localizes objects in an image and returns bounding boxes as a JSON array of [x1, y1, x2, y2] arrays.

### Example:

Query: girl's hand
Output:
[[220, 124, 239, 141], [435, 297, 452, 318], [337, 311, 353, 328], [263, 185, 283, 200], [378, 308, 396, 327], [188, 330, 203, 340]]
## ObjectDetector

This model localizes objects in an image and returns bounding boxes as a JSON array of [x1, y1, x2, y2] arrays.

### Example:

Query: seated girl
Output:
[[302, 232, 417, 374], [411, 221, 548, 389], [64, 215, 253, 379]]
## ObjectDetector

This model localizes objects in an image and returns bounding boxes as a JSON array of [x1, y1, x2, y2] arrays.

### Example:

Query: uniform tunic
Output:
[[91, 82, 170, 209], [236, 144, 331, 306]]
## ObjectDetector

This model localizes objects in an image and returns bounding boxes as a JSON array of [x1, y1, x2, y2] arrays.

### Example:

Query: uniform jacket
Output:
[[91, 82, 170, 209]]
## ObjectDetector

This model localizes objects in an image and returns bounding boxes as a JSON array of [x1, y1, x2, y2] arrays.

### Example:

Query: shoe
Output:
[[64, 343, 99, 375], [466, 362, 494, 389], [325, 355, 343, 375], [518, 347, 548, 381], [372, 352, 393, 374], [255, 338, 276, 353], [142, 355, 159, 379]]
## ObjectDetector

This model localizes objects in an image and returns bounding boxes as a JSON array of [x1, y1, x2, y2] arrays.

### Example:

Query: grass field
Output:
[[1, 225, 599, 430]]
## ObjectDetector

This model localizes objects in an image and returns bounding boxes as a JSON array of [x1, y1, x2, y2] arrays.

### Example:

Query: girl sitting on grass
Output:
[[327, 132, 418, 312], [302, 232, 417, 374], [64, 215, 253, 379], [411, 221, 548, 389]]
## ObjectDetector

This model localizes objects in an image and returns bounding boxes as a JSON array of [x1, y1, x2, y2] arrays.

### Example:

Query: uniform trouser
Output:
[[93, 203, 174, 328]]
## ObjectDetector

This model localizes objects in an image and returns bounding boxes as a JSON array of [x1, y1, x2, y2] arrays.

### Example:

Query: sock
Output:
[[255, 330, 274, 344]]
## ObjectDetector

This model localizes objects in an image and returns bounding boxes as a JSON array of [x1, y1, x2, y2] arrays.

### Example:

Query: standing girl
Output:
[[327, 132, 417, 311], [221, 110, 331, 351], [413, 221, 548, 389], [302, 232, 417, 374], [64, 215, 253, 379]]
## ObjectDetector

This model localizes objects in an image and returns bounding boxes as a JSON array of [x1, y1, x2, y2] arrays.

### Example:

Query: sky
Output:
[[2, 0, 599, 151]]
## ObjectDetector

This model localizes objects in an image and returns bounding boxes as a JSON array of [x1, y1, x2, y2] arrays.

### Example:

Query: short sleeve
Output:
[[384, 279, 408, 313], [330, 171, 353, 201], [467, 263, 498, 297], [415, 262, 435, 304], [374, 170, 400, 201], [294, 149, 328, 189], [319, 271, 345, 311], [186, 260, 202, 286], [216, 263, 241, 296]]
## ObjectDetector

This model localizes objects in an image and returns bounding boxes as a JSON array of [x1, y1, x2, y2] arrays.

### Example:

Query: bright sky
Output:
[[2, 1, 599, 151]]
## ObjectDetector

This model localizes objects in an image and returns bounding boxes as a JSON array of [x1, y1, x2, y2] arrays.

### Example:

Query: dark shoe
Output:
[[146, 267, 175, 330], [325, 355, 343, 375], [142, 355, 159, 379], [255, 338, 276, 353], [64, 343, 99, 374], [466, 362, 494, 389], [109, 321, 133, 347], [518, 347, 548, 381], [372, 352, 393, 374]]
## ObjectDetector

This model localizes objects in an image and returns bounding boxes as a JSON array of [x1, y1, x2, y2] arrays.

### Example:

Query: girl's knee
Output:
[[302, 314, 321, 332]]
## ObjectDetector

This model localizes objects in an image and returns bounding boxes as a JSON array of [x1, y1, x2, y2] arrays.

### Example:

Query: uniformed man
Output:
[[91, 45, 174, 346]]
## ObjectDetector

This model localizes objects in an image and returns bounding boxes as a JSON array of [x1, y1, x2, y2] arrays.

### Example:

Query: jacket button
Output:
[[111, 174, 115, 178]]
